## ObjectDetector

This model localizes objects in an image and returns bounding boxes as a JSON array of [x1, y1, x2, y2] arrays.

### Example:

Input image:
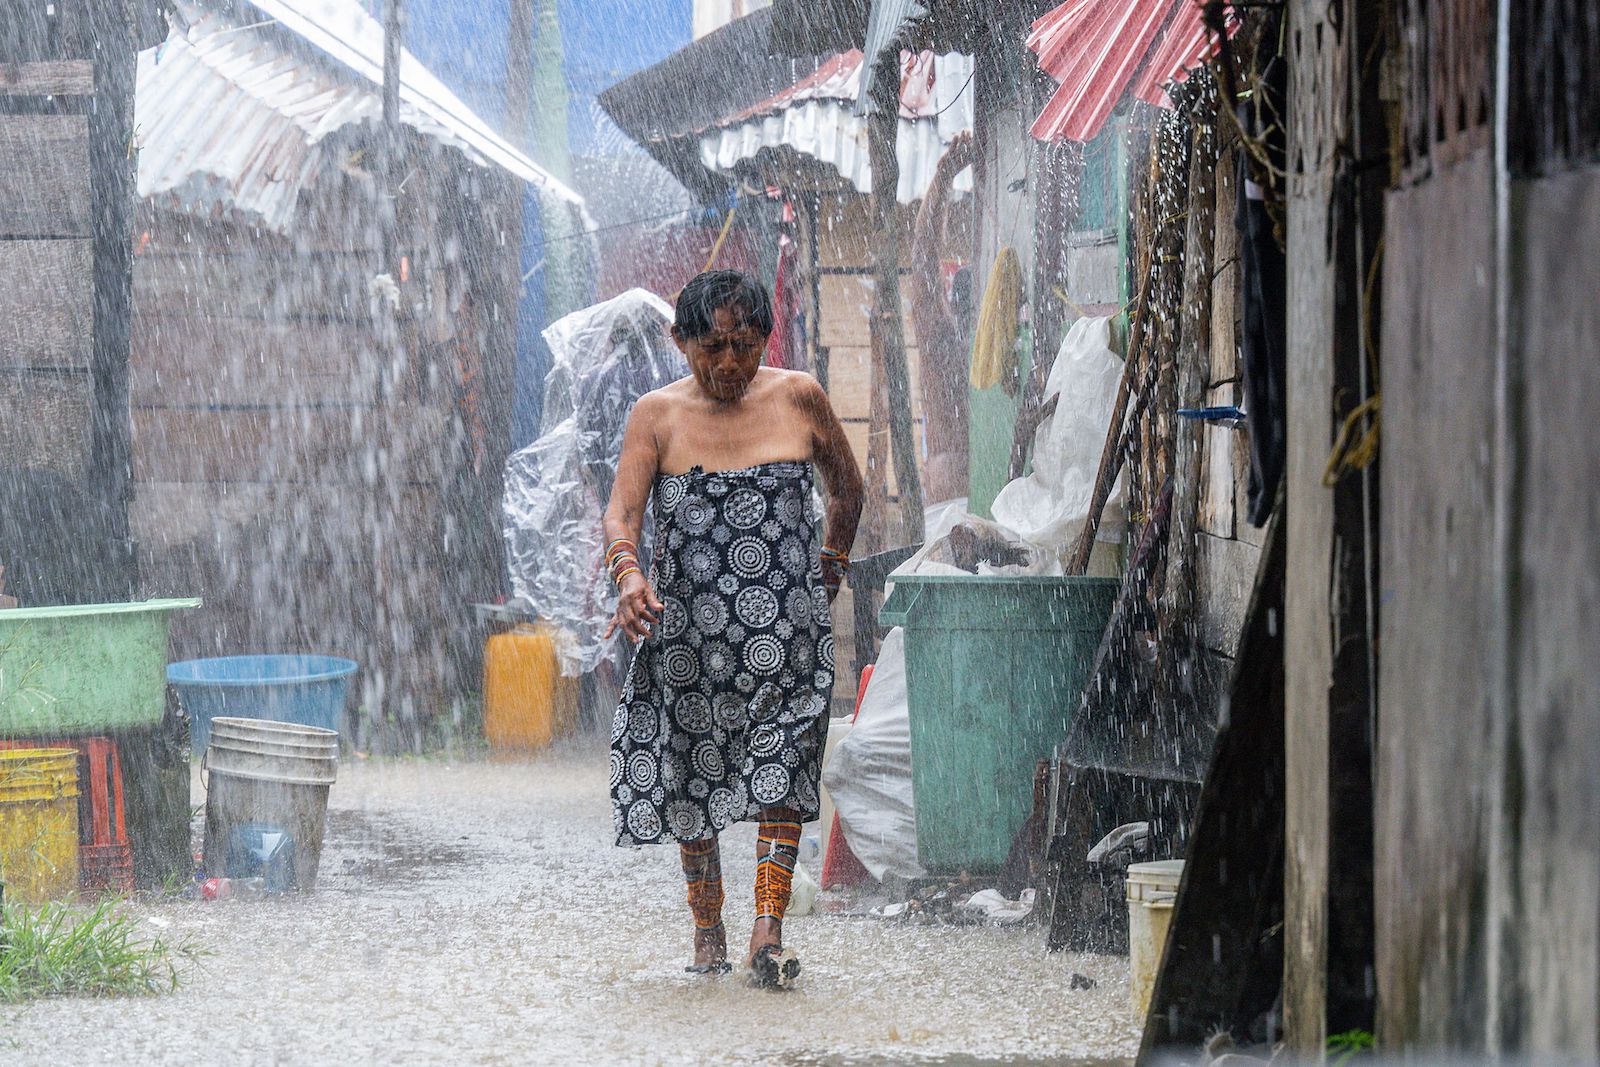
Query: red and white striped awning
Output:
[[1027, 0, 1238, 143]]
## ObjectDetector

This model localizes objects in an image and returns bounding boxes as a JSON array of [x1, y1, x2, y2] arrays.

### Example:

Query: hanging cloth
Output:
[[969, 247, 1023, 394]]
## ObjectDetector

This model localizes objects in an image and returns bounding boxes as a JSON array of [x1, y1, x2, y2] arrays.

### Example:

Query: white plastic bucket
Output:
[[1127, 859, 1184, 1020], [203, 717, 339, 890]]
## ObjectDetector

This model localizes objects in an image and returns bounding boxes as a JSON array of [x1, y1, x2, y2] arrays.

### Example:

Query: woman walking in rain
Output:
[[602, 270, 863, 986]]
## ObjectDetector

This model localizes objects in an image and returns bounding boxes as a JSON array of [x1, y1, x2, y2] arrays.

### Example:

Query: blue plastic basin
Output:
[[166, 655, 358, 754]]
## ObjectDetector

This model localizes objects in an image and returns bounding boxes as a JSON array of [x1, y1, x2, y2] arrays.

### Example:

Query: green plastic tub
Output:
[[880, 574, 1117, 872], [0, 599, 200, 736]]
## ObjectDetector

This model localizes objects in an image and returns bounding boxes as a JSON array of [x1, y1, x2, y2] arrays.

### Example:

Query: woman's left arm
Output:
[[797, 375, 864, 559]]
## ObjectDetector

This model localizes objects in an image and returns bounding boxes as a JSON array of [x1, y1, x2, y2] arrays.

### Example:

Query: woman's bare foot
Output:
[[687, 923, 730, 975], [746, 916, 781, 967], [746, 918, 800, 989]]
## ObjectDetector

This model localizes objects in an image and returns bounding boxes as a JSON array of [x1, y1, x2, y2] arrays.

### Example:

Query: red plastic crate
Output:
[[0, 737, 133, 891]]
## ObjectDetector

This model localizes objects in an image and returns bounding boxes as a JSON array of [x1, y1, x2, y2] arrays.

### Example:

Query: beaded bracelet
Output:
[[819, 545, 849, 593]]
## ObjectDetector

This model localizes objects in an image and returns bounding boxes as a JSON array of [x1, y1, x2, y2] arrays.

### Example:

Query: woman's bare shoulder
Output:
[[634, 377, 697, 410], [772, 368, 832, 411]]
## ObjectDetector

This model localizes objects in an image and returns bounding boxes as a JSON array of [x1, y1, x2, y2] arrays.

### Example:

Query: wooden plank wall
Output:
[[129, 160, 492, 733], [0, 1, 138, 605]]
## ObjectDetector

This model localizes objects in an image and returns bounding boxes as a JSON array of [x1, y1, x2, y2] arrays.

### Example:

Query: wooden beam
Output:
[[0, 60, 94, 96], [1160, 75, 1219, 632], [867, 48, 924, 545], [1139, 500, 1286, 1060]]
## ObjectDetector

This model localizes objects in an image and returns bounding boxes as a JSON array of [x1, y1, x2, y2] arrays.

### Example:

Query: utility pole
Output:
[[380, 0, 404, 274], [506, 0, 534, 153]]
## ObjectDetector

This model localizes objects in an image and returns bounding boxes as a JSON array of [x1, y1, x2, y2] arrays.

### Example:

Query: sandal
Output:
[[685, 923, 731, 976], [748, 943, 801, 989]]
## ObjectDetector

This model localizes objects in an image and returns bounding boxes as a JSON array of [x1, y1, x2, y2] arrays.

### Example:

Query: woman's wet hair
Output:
[[673, 270, 774, 340]]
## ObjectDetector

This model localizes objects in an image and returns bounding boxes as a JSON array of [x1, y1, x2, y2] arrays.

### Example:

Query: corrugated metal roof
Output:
[[696, 49, 974, 204], [1027, 0, 1237, 143], [137, 0, 583, 233]]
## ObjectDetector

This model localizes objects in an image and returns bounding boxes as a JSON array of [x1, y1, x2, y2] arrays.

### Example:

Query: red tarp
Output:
[[1027, 0, 1238, 143]]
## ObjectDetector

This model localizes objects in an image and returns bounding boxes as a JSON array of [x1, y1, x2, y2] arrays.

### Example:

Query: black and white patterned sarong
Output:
[[611, 461, 834, 846]]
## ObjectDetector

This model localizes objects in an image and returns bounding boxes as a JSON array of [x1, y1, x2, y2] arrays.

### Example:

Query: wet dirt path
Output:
[[3, 740, 1139, 1065]]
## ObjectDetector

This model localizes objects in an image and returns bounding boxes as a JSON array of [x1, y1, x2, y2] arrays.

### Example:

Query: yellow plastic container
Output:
[[483, 623, 577, 752], [1127, 859, 1184, 1021], [0, 748, 81, 902]]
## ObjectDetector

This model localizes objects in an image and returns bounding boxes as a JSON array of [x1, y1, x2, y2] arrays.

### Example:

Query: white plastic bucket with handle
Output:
[[203, 717, 339, 891], [1127, 859, 1185, 1021]]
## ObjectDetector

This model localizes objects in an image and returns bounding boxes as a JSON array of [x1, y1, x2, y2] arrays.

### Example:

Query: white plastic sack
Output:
[[822, 628, 926, 881], [990, 315, 1125, 556], [502, 289, 686, 676]]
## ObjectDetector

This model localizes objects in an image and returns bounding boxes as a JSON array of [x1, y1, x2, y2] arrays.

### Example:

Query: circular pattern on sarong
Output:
[[751, 763, 792, 805], [655, 549, 677, 585], [729, 537, 771, 579], [777, 536, 808, 575], [724, 487, 767, 529], [744, 634, 784, 674], [626, 701, 658, 743], [658, 597, 687, 641], [701, 641, 736, 682], [778, 494, 806, 527], [708, 788, 735, 826], [785, 588, 813, 628], [608, 749, 624, 787], [679, 497, 715, 535], [667, 800, 705, 840], [626, 800, 662, 840], [661, 752, 687, 790], [685, 544, 719, 583], [692, 739, 725, 780], [627, 750, 658, 790], [673, 691, 713, 733], [749, 725, 782, 758], [714, 693, 746, 728], [663, 645, 698, 686], [658, 477, 686, 512], [692, 593, 728, 633], [735, 585, 779, 629]]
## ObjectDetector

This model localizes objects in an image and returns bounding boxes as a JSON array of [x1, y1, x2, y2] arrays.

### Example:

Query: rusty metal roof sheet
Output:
[[137, 0, 583, 232], [1027, 0, 1237, 143]]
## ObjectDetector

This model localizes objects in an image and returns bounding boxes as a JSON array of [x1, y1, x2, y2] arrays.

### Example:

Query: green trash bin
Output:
[[880, 574, 1117, 872]]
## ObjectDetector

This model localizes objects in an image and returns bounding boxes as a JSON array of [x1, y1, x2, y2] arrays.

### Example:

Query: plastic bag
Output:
[[821, 628, 926, 881], [502, 289, 685, 676], [989, 315, 1125, 557]]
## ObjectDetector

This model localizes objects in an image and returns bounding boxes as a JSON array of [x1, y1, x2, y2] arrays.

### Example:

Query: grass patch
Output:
[[0, 898, 195, 1001]]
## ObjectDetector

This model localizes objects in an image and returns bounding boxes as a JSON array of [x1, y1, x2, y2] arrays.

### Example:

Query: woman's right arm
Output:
[[603, 394, 665, 642]]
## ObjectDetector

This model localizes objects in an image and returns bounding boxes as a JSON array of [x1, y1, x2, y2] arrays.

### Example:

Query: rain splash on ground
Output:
[[1, 739, 1139, 1065]]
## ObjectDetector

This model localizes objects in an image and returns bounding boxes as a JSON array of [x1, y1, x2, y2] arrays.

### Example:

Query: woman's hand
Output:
[[605, 571, 664, 643]]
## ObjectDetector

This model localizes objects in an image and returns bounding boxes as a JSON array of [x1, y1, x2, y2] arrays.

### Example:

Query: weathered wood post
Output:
[[866, 45, 924, 546]]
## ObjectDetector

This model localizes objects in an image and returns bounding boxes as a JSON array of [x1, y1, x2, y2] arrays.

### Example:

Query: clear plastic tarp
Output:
[[503, 288, 685, 676]]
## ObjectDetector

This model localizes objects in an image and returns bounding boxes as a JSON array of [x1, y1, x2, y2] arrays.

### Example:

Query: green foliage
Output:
[[1327, 1028, 1376, 1064], [0, 898, 196, 1001]]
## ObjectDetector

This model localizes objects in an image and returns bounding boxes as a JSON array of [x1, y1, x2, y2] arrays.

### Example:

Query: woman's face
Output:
[[675, 305, 767, 404]]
